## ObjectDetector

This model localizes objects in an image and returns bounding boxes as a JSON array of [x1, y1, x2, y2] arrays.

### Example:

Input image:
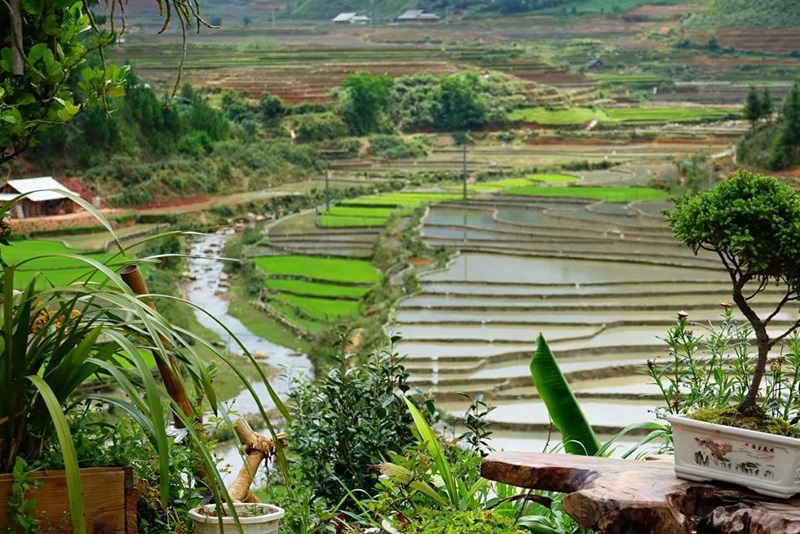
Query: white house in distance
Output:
[[0, 177, 77, 218], [331, 12, 370, 24], [396, 9, 440, 22]]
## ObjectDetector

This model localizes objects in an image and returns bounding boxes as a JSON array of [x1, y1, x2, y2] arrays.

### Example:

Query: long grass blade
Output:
[[27, 375, 85, 534], [403, 397, 458, 508]]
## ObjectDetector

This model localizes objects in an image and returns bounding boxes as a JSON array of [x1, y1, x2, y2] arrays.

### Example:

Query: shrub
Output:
[[287, 339, 417, 508], [288, 112, 348, 142], [367, 134, 431, 159]]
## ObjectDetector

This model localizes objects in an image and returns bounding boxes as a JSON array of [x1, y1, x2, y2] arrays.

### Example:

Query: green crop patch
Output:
[[253, 255, 380, 284], [528, 173, 579, 184], [510, 106, 739, 126], [277, 294, 361, 321], [509, 107, 608, 125], [266, 279, 371, 299], [343, 193, 462, 208], [505, 186, 668, 202], [604, 107, 738, 123], [269, 300, 327, 333], [4, 240, 124, 288]]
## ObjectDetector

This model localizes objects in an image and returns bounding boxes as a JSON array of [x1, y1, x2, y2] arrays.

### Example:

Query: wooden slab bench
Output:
[[481, 452, 800, 534]]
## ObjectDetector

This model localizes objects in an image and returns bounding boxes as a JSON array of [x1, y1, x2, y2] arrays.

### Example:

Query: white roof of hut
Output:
[[4, 177, 75, 202]]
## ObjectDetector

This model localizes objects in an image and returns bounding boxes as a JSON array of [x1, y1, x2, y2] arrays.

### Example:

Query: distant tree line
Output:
[[738, 82, 800, 170]]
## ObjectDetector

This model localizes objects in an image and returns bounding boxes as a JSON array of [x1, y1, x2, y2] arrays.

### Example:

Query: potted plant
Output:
[[0, 191, 288, 531], [663, 170, 800, 497], [188, 420, 287, 533]]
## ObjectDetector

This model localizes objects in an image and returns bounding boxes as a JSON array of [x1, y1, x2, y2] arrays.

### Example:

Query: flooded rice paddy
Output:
[[393, 197, 772, 445]]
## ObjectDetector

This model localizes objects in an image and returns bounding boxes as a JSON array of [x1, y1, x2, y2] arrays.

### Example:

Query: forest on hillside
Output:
[[682, 0, 800, 29]]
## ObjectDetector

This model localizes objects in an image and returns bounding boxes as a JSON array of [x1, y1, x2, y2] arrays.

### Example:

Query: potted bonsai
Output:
[[663, 170, 800, 498]]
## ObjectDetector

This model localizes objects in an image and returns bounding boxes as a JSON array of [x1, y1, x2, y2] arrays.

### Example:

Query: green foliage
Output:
[[666, 170, 800, 292], [342, 72, 394, 136], [770, 82, 800, 170], [530, 335, 600, 455], [684, 0, 800, 29], [400, 509, 520, 534], [666, 170, 800, 408], [744, 85, 764, 128], [259, 92, 286, 125], [8, 458, 43, 533], [0, 192, 290, 533], [392, 72, 519, 132], [288, 112, 348, 142], [368, 134, 431, 159], [287, 341, 416, 508], [434, 72, 490, 131], [0, 2, 126, 163]]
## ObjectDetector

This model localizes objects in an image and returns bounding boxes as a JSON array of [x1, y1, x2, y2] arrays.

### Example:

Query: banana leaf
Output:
[[530, 334, 600, 456]]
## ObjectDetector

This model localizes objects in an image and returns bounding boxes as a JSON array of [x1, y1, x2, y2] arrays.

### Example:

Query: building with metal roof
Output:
[[0, 177, 77, 218]]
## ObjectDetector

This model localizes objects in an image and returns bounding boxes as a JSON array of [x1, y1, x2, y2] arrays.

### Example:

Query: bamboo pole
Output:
[[227, 419, 288, 503], [120, 264, 195, 429]]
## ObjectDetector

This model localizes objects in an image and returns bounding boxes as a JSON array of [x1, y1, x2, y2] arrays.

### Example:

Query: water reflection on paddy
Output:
[[398, 324, 598, 341], [403, 293, 729, 308], [423, 254, 723, 284], [398, 341, 538, 359], [438, 399, 657, 427], [471, 358, 646, 380]]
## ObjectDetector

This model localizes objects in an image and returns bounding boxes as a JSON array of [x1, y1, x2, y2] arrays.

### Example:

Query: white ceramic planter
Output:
[[668, 414, 800, 498], [188, 503, 285, 534]]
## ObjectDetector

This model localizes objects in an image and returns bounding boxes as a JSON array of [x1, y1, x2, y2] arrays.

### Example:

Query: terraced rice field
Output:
[[253, 254, 379, 330], [509, 105, 739, 125], [391, 196, 787, 440], [253, 255, 380, 284], [505, 186, 669, 202], [319, 193, 465, 228]]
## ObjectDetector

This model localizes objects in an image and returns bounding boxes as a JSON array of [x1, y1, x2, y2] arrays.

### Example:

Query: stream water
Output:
[[185, 232, 313, 483]]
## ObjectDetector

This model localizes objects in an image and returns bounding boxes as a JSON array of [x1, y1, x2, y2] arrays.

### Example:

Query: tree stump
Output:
[[480, 452, 800, 534]]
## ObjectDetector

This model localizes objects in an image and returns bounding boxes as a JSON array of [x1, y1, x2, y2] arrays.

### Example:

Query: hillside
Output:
[[292, 0, 697, 20], [682, 0, 800, 29]]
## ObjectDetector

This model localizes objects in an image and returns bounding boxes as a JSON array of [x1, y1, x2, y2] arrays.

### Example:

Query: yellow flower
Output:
[[29, 307, 50, 335]]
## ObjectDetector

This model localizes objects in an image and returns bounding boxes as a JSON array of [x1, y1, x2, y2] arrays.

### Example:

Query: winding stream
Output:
[[185, 232, 313, 482]]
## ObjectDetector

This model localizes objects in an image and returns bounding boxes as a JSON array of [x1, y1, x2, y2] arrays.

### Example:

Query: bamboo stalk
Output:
[[120, 264, 195, 429], [227, 419, 287, 502]]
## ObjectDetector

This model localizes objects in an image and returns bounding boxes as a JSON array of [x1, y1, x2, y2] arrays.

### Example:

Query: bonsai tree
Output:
[[665, 170, 800, 413]]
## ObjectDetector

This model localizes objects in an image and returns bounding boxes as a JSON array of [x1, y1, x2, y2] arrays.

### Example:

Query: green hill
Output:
[[682, 0, 800, 29]]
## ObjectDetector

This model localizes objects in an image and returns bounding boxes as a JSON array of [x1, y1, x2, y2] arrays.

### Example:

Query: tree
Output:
[[259, 92, 285, 125], [341, 72, 394, 136], [433, 72, 489, 132], [769, 82, 800, 169], [666, 171, 800, 412], [743, 85, 763, 130], [761, 86, 774, 123], [1, 0, 209, 164]]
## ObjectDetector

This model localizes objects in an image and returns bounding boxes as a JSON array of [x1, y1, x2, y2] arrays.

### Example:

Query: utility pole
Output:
[[462, 141, 467, 200], [708, 145, 714, 190], [325, 162, 331, 211], [271, 10, 276, 27]]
